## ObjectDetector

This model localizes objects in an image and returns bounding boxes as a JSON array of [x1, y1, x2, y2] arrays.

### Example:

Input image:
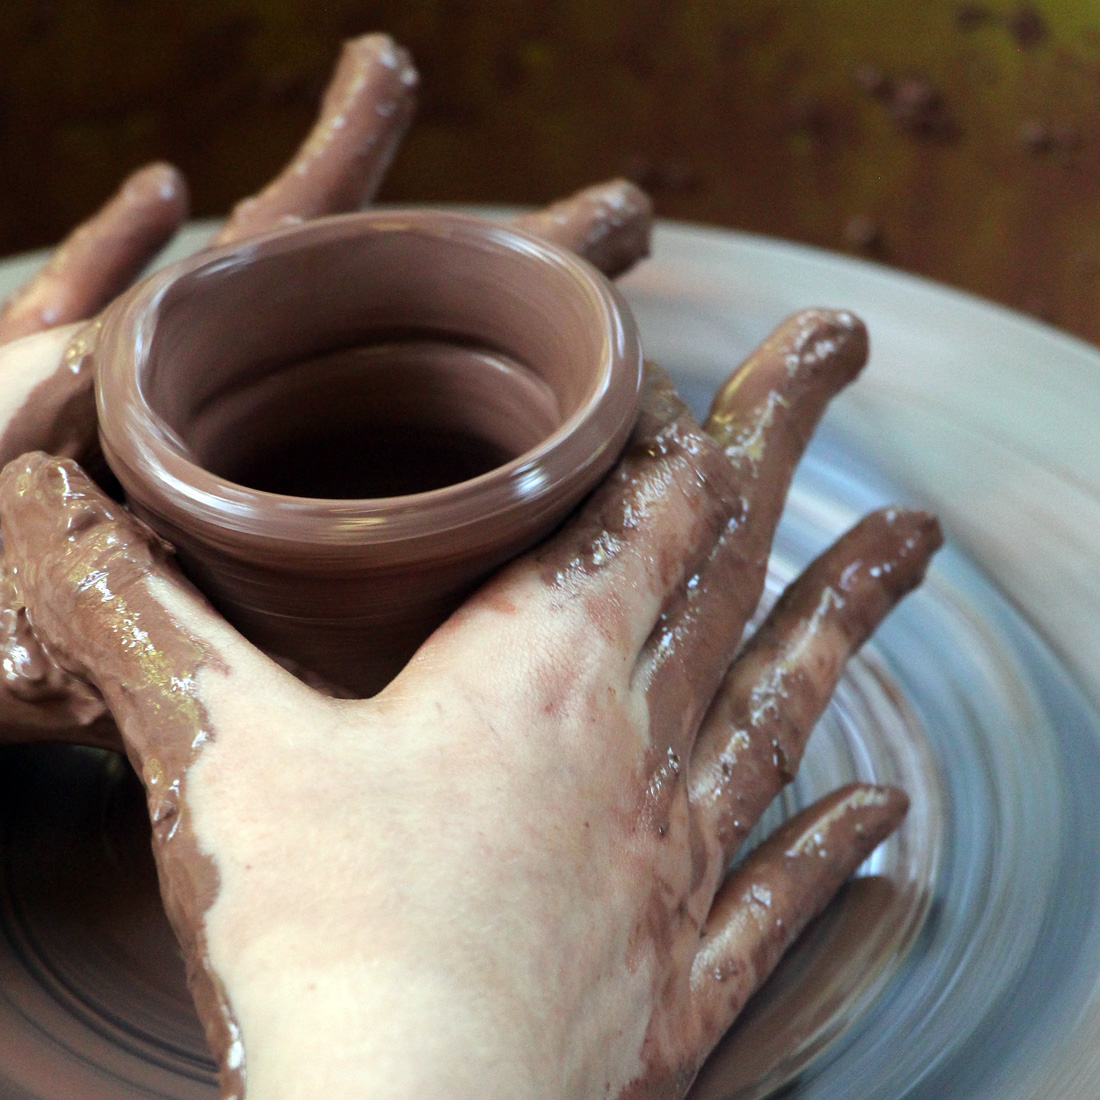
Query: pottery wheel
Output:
[[3, 221, 1100, 1099]]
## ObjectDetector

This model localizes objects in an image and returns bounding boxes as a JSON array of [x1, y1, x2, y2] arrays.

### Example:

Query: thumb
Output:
[[0, 452, 283, 775]]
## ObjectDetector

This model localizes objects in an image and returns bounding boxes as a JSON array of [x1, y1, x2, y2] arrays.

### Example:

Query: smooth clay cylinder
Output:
[[91, 210, 643, 695]]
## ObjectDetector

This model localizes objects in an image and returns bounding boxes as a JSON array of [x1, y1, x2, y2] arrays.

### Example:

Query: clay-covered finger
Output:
[[689, 508, 941, 870], [511, 179, 653, 278], [705, 308, 867, 514], [533, 363, 745, 671], [0, 163, 188, 344], [636, 311, 869, 755], [688, 783, 908, 1060], [213, 35, 417, 246]]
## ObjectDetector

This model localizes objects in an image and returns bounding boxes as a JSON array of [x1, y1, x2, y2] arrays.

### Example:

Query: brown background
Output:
[[4, 0, 1100, 342]]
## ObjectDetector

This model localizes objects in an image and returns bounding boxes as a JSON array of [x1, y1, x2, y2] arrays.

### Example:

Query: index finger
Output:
[[511, 179, 653, 277], [636, 310, 869, 753], [213, 35, 418, 246], [0, 163, 188, 344]]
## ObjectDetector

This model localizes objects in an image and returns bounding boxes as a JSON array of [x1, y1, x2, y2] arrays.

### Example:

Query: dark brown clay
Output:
[[91, 210, 643, 694]]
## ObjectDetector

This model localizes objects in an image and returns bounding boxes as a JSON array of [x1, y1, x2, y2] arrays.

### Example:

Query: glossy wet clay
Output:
[[91, 210, 643, 695]]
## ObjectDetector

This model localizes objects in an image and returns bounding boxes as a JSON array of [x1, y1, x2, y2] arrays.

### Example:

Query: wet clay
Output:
[[0, 555, 112, 742], [93, 210, 642, 695], [0, 105, 651, 731]]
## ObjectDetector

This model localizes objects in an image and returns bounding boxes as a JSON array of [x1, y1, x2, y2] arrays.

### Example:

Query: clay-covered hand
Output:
[[0, 33, 651, 745], [0, 309, 941, 1099]]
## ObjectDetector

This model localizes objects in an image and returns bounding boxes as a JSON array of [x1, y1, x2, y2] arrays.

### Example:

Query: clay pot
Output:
[[92, 210, 643, 695]]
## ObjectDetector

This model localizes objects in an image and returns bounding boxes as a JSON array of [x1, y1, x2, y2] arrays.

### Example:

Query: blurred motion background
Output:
[[3, 0, 1100, 341]]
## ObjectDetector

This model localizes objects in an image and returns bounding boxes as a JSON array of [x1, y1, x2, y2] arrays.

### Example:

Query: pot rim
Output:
[[94, 209, 643, 558]]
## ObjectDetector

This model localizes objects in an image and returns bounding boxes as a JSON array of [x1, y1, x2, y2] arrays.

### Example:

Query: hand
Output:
[[0, 309, 941, 1099], [0, 33, 652, 747]]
